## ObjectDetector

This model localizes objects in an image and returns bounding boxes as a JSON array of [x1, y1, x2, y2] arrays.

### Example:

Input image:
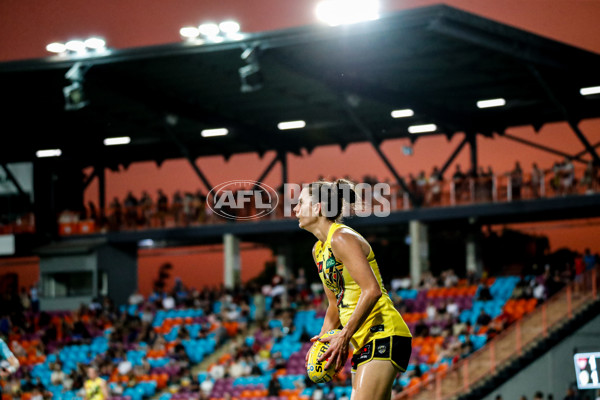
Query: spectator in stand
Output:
[[579, 161, 595, 193], [477, 282, 493, 301], [19, 287, 31, 311], [156, 189, 169, 227], [452, 164, 467, 201], [510, 161, 523, 200], [530, 162, 544, 198], [182, 192, 195, 226], [426, 166, 443, 206], [200, 376, 214, 398], [30, 284, 39, 313], [584, 248, 597, 271], [139, 190, 154, 227], [574, 252, 585, 294], [171, 190, 184, 226], [475, 309, 492, 329], [108, 196, 123, 230], [561, 157, 575, 195], [124, 191, 139, 228], [267, 372, 282, 396]]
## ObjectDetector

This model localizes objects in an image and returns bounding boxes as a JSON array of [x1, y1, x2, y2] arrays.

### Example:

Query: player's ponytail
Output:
[[309, 178, 360, 222]]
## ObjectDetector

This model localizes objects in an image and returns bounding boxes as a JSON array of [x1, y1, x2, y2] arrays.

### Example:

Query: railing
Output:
[[54, 165, 600, 235], [395, 266, 599, 400]]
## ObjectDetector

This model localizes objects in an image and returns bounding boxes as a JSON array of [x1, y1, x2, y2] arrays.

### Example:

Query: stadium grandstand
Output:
[[1, 2, 600, 400]]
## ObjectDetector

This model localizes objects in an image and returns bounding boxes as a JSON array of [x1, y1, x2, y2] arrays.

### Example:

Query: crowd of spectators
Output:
[[51, 158, 600, 236], [1, 248, 597, 400]]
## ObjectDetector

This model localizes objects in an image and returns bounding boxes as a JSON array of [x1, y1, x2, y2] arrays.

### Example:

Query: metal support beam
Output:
[[503, 133, 588, 165], [468, 133, 478, 175], [439, 137, 469, 177], [528, 65, 600, 166], [342, 100, 418, 206], [573, 140, 600, 159], [0, 163, 26, 197], [279, 151, 288, 190], [98, 165, 106, 220], [165, 126, 213, 192], [83, 168, 98, 189], [254, 154, 279, 184]]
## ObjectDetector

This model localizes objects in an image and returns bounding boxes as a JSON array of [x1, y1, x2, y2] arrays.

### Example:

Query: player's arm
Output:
[[312, 241, 341, 334], [319, 229, 382, 371], [100, 379, 109, 399], [0, 340, 20, 376]]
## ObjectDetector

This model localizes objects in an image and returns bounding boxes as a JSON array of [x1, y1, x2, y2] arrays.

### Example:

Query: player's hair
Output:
[[307, 178, 359, 222]]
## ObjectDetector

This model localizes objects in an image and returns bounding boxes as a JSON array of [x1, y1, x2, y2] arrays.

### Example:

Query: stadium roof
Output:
[[2, 4, 600, 168]]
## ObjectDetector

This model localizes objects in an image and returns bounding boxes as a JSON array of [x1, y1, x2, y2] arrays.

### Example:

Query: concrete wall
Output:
[[483, 313, 600, 400]]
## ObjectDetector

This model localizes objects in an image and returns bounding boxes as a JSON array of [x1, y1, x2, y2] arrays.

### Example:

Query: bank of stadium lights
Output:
[[315, 0, 380, 26], [580, 86, 600, 96], [477, 98, 506, 109], [201, 128, 229, 137], [46, 37, 107, 56], [104, 136, 131, 146], [408, 124, 437, 134], [179, 20, 244, 44], [36, 149, 62, 158], [278, 120, 306, 130]]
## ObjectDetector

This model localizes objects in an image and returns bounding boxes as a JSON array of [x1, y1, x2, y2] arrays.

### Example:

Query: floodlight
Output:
[[391, 109, 414, 118], [408, 124, 437, 134], [477, 98, 506, 108], [315, 0, 380, 26], [581, 86, 600, 96], [65, 40, 86, 53], [84, 37, 106, 50], [219, 20, 240, 34], [278, 121, 306, 130], [201, 128, 229, 137], [199, 23, 220, 37], [36, 149, 62, 158], [46, 42, 66, 54], [180, 26, 200, 39], [104, 137, 131, 146]]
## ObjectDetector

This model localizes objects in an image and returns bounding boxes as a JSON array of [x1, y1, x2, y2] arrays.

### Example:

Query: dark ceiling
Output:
[[2, 4, 600, 168]]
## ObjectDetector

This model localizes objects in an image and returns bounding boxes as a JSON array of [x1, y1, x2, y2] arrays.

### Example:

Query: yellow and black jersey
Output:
[[314, 222, 412, 350]]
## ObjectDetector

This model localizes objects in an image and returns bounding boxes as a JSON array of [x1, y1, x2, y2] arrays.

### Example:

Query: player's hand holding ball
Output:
[[306, 329, 349, 383]]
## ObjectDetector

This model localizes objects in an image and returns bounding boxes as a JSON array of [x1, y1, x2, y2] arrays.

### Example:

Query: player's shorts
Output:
[[351, 335, 412, 372]]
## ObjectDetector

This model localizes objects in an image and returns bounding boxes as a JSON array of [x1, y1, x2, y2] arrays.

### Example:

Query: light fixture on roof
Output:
[[46, 37, 107, 55], [199, 23, 220, 37], [201, 128, 229, 137], [63, 62, 91, 111], [477, 98, 506, 108], [315, 0, 380, 26], [104, 136, 131, 146], [65, 40, 86, 54], [36, 149, 62, 158], [391, 109, 414, 118], [580, 86, 600, 96], [46, 42, 66, 53], [219, 20, 241, 35], [180, 26, 201, 39], [408, 124, 437, 134], [278, 120, 306, 130], [181, 20, 244, 43], [84, 37, 106, 51], [239, 44, 263, 93]]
